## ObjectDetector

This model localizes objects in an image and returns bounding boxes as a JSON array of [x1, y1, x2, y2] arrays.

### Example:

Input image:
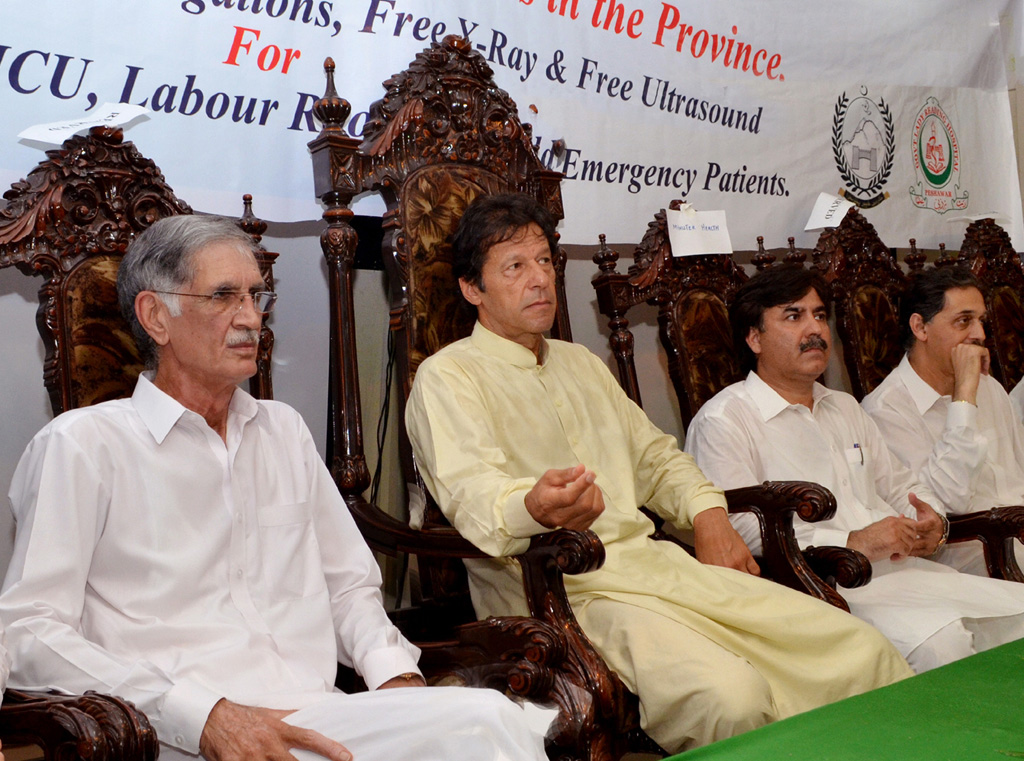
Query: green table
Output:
[[673, 639, 1024, 760]]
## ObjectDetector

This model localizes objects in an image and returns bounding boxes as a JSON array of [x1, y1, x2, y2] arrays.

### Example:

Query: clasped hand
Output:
[[847, 493, 944, 561]]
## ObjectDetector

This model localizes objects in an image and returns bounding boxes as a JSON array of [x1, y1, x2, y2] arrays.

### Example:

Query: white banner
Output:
[[1, 0, 1021, 249]]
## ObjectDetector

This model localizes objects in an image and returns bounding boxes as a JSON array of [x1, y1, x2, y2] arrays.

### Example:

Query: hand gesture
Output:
[[847, 515, 917, 562], [951, 342, 990, 405], [907, 492, 945, 556], [199, 699, 353, 761], [525, 464, 605, 531], [693, 507, 761, 576]]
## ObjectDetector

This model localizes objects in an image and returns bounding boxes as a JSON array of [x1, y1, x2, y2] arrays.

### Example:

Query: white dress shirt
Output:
[[862, 355, 1024, 514], [0, 374, 420, 756], [1011, 377, 1024, 428], [685, 371, 939, 552], [685, 372, 1024, 658]]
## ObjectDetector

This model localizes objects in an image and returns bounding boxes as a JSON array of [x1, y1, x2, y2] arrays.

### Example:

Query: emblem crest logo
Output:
[[909, 97, 968, 214], [832, 87, 894, 208]]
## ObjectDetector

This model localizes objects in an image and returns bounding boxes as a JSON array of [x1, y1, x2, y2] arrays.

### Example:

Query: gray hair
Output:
[[117, 215, 258, 368]]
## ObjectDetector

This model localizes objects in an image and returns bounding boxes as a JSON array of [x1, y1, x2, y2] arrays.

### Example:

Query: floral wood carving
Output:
[[958, 218, 1024, 389], [0, 688, 158, 761], [0, 127, 191, 270]]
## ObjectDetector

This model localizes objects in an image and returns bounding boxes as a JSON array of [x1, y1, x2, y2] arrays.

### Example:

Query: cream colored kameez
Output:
[[407, 323, 911, 752]]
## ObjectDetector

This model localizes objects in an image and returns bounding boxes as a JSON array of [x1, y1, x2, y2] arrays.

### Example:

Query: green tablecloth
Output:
[[673, 639, 1024, 760]]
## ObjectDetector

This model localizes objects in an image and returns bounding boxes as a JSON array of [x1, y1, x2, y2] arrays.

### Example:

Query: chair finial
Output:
[[313, 57, 351, 135]]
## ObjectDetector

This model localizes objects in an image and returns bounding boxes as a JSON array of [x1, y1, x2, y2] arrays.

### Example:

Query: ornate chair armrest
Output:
[[513, 529, 646, 757], [948, 506, 1024, 583], [344, 494, 491, 559], [516, 528, 606, 629], [802, 546, 872, 590], [0, 689, 158, 761], [725, 481, 855, 610]]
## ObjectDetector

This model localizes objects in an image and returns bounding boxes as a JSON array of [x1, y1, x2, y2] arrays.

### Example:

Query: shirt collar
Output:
[[896, 354, 943, 415], [742, 370, 832, 422], [470, 321, 548, 368], [131, 372, 259, 445]]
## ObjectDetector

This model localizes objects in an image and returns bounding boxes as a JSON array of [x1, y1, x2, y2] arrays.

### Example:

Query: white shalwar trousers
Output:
[[285, 687, 553, 761]]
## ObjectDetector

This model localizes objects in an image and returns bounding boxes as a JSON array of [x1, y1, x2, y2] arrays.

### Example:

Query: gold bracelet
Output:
[[395, 672, 421, 681]]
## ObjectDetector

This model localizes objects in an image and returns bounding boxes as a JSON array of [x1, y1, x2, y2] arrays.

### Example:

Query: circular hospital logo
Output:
[[832, 87, 895, 208], [909, 97, 968, 213]]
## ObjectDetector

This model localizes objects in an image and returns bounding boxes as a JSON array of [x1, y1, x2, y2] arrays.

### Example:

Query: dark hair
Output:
[[117, 215, 258, 368], [729, 264, 832, 374], [451, 193, 559, 290], [900, 267, 983, 351]]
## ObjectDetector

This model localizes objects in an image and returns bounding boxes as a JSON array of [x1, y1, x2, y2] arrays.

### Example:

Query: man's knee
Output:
[[699, 670, 776, 737], [906, 620, 974, 672], [647, 663, 776, 752]]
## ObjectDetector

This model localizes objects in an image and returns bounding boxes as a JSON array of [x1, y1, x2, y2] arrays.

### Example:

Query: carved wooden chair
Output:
[[810, 207, 905, 401], [811, 209, 1024, 583], [309, 37, 670, 761], [0, 127, 277, 759], [955, 217, 1024, 391], [591, 202, 870, 608]]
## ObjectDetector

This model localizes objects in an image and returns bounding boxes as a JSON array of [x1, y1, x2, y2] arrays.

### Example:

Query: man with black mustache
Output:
[[862, 266, 1024, 575], [686, 264, 1024, 673]]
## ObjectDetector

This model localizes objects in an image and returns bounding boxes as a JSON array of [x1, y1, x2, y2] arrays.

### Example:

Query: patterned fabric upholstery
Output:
[[403, 165, 506, 377], [672, 289, 742, 417], [989, 285, 1024, 389], [848, 284, 902, 397], [65, 256, 146, 408]]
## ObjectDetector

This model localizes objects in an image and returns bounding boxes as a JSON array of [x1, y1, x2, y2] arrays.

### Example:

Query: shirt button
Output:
[[235, 569, 243, 578], [842, 479, 848, 486], [555, 399, 563, 407], [175, 735, 185, 745]]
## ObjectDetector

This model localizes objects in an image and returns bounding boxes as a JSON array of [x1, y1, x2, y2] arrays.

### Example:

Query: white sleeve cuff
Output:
[[159, 679, 227, 754], [360, 645, 423, 690], [946, 399, 978, 430]]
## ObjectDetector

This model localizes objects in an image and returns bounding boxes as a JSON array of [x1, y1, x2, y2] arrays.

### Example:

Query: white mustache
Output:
[[227, 329, 260, 347]]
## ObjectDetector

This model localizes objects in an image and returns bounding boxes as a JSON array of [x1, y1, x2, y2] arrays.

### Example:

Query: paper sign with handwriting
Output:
[[18, 104, 150, 145], [804, 192, 856, 230], [666, 206, 733, 257]]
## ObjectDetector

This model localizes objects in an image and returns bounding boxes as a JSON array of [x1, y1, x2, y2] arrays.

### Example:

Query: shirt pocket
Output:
[[257, 502, 327, 600], [843, 445, 874, 505]]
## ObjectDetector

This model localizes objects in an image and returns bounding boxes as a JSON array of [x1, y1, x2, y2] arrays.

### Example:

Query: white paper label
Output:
[[666, 206, 733, 257]]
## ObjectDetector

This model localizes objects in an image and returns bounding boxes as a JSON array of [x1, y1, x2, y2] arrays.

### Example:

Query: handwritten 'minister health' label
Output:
[[667, 205, 733, 256]]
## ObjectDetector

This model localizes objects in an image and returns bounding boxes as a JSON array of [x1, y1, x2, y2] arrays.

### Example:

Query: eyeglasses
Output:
[[153, 290, 278, 315]]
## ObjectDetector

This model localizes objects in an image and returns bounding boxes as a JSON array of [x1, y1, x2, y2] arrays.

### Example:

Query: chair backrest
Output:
[[811, 207, 907, 400], [0, 127, 277, 414], [592, 202, 749, 427], [309, 36, 568, 603], [956, 218, 1024, 390]]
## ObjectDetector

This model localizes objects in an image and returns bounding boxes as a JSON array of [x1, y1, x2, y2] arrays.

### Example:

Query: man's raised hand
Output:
[[524, 464, 605, 531]]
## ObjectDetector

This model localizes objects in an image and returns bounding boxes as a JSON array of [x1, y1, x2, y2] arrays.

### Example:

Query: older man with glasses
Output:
[[0, 216, 552, 761]]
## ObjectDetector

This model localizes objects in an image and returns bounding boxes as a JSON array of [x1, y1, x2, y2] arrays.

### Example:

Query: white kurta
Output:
[[686, 372, 1024, 660], [862, 355, 1024, 574], [407, 323, 911, 752], [0, 374, 548, 761], [862, 355, 1024, 514], [1011, 377, 1024, 428]]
